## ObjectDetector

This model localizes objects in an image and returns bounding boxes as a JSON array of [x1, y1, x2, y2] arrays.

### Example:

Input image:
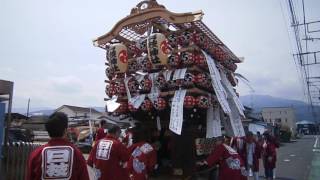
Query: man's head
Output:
[[108, 125, 121, 138], [100, 120, 106, 128], [45, 112, 68, 138]]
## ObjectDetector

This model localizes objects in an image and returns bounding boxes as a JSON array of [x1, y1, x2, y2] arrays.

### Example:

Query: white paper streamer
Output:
[[169, 89, 187, 135], [106, 96, 120, 112], [203, 52, 231, 114], [124, 77, 132, 100], [149, 73, 160, 94], [172, 68, 187, 80], [227, 98, 246, 137], [220, 71, 245, 117], [129, 94, 146, 109], [206, 106, 222, 138]]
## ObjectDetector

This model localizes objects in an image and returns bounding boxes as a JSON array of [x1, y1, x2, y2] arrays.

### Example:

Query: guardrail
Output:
[[1, 142, 42, 180]]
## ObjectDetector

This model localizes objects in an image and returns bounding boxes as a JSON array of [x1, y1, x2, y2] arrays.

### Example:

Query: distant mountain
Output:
[[240, 94, 320, 122], [12, 107, 54, 116]]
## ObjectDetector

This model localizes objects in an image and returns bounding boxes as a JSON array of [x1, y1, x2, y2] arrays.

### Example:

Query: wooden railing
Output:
[[1, 142, 42, 180]]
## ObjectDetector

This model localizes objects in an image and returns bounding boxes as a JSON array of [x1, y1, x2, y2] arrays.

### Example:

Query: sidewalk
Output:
[[308, 136, 320, 180]]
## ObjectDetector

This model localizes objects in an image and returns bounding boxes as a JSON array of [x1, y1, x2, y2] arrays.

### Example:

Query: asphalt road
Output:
[[256, 135, 318, 180]]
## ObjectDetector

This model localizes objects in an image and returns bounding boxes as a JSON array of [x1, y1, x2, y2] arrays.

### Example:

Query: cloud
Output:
[[48, 75, 83, 94]]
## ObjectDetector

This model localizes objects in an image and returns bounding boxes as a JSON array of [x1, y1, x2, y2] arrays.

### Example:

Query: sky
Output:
[[0, 0, 319, 110]]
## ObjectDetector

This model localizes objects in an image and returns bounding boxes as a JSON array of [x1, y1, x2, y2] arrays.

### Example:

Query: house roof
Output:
[[296, 120, 315, 125], [56, 105, 101, 114]]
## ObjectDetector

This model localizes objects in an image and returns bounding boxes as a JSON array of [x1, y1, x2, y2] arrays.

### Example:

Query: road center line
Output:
[[314, 136, 318, 148]]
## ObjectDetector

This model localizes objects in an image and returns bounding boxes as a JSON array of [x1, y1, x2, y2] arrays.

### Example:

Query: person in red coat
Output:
[[25, 112, 89, 180], [95, 120, 107, 141], [87, 125, 130, 180], [262, 132, 277, 180], [245, 132, 261, 180], [198, 136, 247, 180], [127, 127, 157, 180]]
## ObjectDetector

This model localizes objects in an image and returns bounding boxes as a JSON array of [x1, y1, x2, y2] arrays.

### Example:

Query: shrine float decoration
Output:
[[94, 0, 246, 177]]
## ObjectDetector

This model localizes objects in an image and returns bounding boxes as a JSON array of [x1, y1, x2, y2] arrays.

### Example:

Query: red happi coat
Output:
[[244, 139, 261, 171], [262, 141, 277, 169], [95, 127, 106, 141], [87, 135, 130, 180], [127, 142, 157, 180], [25, 138, 90, 180], [206, 144, 247, 180]]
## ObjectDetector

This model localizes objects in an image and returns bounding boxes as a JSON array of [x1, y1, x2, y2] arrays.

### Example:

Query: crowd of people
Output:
[[25, 112, 280, 180], [198, 131, 280, 180]]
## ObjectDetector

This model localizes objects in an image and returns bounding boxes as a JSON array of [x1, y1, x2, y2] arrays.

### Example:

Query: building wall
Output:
[[56, 106, 102, 120], [262, 107, 296, 132], [56, 107, 77, 118]]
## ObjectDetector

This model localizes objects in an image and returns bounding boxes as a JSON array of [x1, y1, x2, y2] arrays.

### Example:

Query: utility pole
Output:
[[287, 0, 320, 122], [26, 98, 30, 119]]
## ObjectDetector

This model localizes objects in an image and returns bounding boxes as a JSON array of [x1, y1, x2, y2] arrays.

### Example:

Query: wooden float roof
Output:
[[93, 0, 241, 63]]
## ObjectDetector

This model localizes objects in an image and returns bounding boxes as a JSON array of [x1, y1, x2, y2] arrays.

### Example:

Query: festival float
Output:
[[93, 0, 246, 178]]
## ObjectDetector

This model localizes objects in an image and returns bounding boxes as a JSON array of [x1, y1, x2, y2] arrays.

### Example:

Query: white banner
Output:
[[220, 71, 245, 117], [124, 77, 132, 100], [227, 98, 245, 137], [149, 73, 160, 94], [221, 111, 234, 137], [129, 94, 146, 109], [169, 89, 187, 135], [106, 96, 120, 112], [206, 106, 222, 138], [172, 68, 187, 80], [203, 52, 231, 114]]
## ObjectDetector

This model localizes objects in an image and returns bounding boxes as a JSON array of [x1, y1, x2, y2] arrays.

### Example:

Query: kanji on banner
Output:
[[169, 89, 187, 135]]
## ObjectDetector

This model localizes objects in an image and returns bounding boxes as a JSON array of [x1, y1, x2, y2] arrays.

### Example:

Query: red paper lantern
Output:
[[212, 47, 226, 61], [196, 73, 211, 89], [167, 33, 178, 48], [154, 97, 166, 111], [128, 103, 138, 112], [179, 31, 193, 47], [183, 73, 196, 87], [128, 78, 139, 93], [193, 33, 209, 50], [116, 81, 127, 95], [180, 51, 194, 66], [105, 67, 115, 80], [168, 54, 180, 67], [184, 96, 196, 109], [140, 76, 152, 93], [194, 52, 207, 68], [106, 82, 117, 97], [196, 96, 211, 109], [155, 73, 167, 90], [116, 101, 128, 113], [141, 99, 153, 111]]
